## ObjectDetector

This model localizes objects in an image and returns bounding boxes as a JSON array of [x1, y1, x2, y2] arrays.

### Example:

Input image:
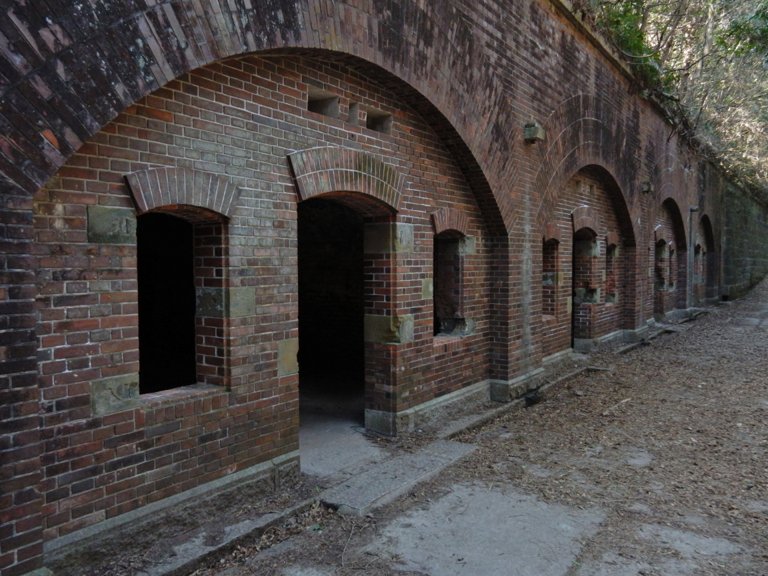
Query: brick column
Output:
[[362, 221, 414, 435], [0, 186, 43, 575]]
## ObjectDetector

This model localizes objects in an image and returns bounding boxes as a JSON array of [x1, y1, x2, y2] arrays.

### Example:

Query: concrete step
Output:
[[319, 439, 475, 515]]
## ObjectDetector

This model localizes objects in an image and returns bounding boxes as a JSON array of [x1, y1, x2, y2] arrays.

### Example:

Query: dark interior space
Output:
[[298, 199, 365, 420], [572, 228, 597, 343], [433, 231, 464, 335], [137, 212, 197, 393]]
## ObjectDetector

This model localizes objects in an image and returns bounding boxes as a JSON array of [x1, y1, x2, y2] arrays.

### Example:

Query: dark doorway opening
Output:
[[571, 228, 597, 346], [137, 212, 197, 393], [298, 199, 365, 423]]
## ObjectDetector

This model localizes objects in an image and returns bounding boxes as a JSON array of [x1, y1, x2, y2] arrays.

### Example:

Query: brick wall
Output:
[[0, 1, 762, 573], [31, 53, 491, 545], [539, 168, 633, 356]]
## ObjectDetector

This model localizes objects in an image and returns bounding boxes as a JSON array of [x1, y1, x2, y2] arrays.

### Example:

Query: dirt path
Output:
[[53, 281, 768, 575], [193, 282, 767, 576]]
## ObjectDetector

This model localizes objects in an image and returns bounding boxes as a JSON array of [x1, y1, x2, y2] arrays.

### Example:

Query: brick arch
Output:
[[661, 197, 687, 251], [0, 1, 510, 236], [288, 147, 404, 213], [534, 93, 639, 243], [431, 207, 470, 236], [125, 167, 242, 217], [700, 214, 717, 253]]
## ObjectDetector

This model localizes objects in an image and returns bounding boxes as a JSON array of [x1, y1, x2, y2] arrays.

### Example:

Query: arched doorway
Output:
[[553, 166, 636, 353]]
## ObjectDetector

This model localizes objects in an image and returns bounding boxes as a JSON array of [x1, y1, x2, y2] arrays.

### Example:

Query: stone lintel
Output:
[[364, 222, 414, 254]]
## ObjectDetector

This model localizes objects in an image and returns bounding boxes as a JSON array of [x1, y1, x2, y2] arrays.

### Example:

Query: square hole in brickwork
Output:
[[364, 107, 393, 134], [307, 86, 340, 118]]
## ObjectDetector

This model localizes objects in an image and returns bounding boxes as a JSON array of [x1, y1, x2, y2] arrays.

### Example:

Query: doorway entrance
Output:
[[298, 199, 365, 423], [571, 228, 598, 346]]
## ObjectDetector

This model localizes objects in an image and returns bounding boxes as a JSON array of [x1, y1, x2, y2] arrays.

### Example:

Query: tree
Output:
[[586, 0, 768, 193]]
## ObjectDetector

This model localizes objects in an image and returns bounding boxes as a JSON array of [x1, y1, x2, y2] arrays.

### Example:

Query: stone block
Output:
[[196, 287, 226, 317], [460, 236, 477, 255], [364, 314, 414, 344], [229, 286, 256, 318], [365, 408, 396, 436], [91, 373, 140, 416], [87, 205, 136, 244], [277, 338, 299, 376], [422, 278, 434, 299]]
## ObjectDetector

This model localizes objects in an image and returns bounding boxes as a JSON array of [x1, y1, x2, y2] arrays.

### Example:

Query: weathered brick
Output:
[[1, 2, 764, 574]]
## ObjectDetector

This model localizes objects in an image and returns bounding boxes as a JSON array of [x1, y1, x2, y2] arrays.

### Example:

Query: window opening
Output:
[[434, 231, 465, 336], [654, 239, 668, 290], [365, 108, 393, 133], [138, 212, 196, 393], [572, 228, 598, 342], [694, 244, 703, 285], [605, 243, 618, 304], [542, 238, 559, 315], [668, 246, 676, 289]]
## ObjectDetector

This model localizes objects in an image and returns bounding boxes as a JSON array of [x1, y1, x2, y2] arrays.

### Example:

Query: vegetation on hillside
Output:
[[578, 0, 768, 194]]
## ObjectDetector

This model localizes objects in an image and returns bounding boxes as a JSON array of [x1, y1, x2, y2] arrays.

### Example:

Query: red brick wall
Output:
[[653, 199, 687, 317], [31, 54, 491, 543], [539, 168, 634, 356], [0, 1, 751, 573]]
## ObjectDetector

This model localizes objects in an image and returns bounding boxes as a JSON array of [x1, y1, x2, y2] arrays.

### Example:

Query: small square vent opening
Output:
[[307, 86, 340, 118], [365, 108, 393, 134]]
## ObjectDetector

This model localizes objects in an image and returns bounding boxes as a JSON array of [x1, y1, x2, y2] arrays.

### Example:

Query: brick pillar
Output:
[[362, 221, 413, 435], [0, 187, 44, 575]]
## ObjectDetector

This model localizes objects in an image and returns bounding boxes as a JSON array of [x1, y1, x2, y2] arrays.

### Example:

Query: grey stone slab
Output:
[[299, 413, 385, 480], [320, 439, 475, 515], [90, 373, 139, 416], [366, 482, 603, 576], [87, 205, 136, 244]]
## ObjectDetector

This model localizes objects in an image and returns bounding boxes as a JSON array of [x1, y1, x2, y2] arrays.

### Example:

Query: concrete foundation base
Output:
[[366, 379, 492, 436], [44, 451, 300, 559]]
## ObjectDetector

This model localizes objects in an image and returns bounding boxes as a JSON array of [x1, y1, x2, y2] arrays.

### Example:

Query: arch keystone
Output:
[[571, 205, 600, 234]]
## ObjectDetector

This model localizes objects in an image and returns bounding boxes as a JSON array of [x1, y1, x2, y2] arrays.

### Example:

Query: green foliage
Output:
[[586, 0, 768, 195], [719, 1, 768, 58], [594, 1, 671, 90]]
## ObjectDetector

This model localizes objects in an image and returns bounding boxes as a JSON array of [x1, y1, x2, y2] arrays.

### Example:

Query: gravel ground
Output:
[[51, 280, 768, 575]]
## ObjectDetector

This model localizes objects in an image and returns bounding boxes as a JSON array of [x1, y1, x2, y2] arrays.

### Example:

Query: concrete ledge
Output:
[[21, 569, 53, 576], [542, 348, 578, 367], [490, 369, 544, 403], [573, 325, 655, 352], [44, 451, 300, 558], [366, 379, 491, 436]]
